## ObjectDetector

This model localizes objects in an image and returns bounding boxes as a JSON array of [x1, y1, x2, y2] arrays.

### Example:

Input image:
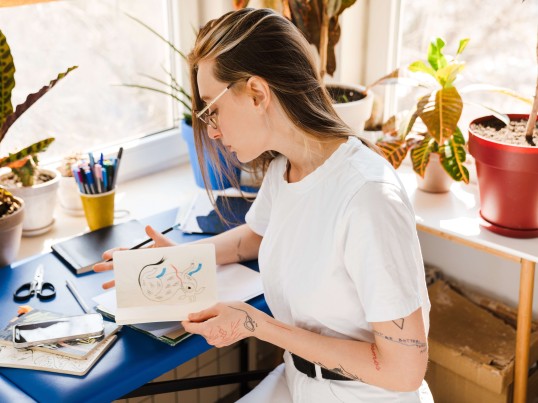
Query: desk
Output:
[[0, 209, 271, 402], [397, 165, 538, 403]]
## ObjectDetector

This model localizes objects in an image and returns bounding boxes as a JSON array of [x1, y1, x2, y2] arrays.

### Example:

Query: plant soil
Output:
[[0, 171, 54, 188], [471, 118, 538, 147], [326, 86, 366, 104], [0, 193, 21, 218]]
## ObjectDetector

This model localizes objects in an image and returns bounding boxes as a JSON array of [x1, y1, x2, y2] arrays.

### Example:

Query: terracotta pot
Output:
[[0, 196, 24, 268], [416, 153, 452, 193], [0, 168, 60, 236], [468, 114, 538, 238]]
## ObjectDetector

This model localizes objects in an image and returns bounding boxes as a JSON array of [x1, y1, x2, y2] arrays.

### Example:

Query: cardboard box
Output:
[[426, 281, 538, 403]]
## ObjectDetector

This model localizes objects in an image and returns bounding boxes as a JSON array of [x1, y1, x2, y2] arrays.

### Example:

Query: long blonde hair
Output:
[[188, 8, 363, 191]]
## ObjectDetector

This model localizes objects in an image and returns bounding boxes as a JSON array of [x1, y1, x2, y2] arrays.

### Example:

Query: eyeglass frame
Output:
[[195, 82, 234, 130]]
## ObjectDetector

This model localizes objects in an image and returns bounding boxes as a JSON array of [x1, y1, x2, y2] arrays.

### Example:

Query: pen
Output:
[[104, 226, 176, 263], [66, 280, 91, 313], [111, 147, 123, 190]]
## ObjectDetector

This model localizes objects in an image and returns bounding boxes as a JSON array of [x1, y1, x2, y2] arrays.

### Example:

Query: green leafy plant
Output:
[[371, 37, 531, 183], [120, 14, 192, 126], [0, 29, 77, 190], [234, 0, 357, 78]]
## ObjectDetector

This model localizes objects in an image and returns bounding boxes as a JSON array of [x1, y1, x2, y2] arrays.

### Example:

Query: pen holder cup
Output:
[[79, 189, 115, 231]]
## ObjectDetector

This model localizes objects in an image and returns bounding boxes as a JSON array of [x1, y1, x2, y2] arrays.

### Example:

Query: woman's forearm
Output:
[[192, 224, 262, 265], [254, 309, 427, 392]]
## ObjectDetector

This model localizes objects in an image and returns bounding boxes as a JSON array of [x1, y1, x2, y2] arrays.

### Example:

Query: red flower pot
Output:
[[468, 114, 538, 238]]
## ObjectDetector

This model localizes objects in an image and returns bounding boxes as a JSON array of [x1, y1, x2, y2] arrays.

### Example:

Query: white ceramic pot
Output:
[[328, 83, 374, 136], [0, 168, 60, 236], [58, 176, 84, 216], [416, 153, 452, 193], [0, 196, 24, 267]]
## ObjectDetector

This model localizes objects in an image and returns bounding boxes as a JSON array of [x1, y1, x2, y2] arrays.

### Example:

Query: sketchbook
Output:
[[51, 219, 148, 274], [0, 335, 117, 376], [113, 244, 218, 324], [93, 262, 264, 345], [0, 309, 122, 360]]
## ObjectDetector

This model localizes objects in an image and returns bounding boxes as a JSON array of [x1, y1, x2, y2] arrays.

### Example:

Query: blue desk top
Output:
[[0, 209, 269, 402]]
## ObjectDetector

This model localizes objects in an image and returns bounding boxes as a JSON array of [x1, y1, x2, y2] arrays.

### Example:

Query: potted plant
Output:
[[467, 32, 538, 238], [0, 188, 24, 267], [0, 29, 77, 235], [235, 0, 373, 134], [121, 14, 240, 191], [372, 37, 530, 193]]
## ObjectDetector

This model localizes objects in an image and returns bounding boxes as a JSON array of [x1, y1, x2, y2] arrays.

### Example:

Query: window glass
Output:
[[399, 0, 537, 127], [0, 0, 176, 163]]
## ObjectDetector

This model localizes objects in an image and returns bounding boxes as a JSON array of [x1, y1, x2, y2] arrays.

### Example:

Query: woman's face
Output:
[[196, 60, 269, 163]]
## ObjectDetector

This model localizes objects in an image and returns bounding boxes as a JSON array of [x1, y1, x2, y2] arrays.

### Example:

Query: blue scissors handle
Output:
[[13, 282, 56, 301]]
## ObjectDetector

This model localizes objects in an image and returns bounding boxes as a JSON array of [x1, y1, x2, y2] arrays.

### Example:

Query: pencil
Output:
[[104, 226, 176, 263], [66, 280, 91, 313]]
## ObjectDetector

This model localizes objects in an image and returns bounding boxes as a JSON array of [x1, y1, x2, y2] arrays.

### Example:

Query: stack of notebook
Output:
[[0, 309, 121, 376]]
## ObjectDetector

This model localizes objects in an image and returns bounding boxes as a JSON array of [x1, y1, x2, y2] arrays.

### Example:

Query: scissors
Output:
[[13, 265, 56, 302]]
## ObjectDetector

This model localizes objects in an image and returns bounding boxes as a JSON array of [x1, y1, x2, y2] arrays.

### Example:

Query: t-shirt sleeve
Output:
[[244, 162, 275, 236], [342, 181, 424, 323]]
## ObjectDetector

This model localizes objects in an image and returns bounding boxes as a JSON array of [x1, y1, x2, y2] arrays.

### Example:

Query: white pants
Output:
[[237, 352, 434, 402]]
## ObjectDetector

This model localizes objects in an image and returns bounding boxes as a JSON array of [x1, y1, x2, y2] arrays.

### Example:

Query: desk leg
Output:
[[514, 259, 536, 403]]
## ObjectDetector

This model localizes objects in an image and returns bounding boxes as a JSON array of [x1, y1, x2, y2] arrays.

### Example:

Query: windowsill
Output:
[[16, 162, 199, 262]]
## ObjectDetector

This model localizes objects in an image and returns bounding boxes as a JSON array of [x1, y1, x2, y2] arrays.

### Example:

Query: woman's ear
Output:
[[246, 76, 271, 110]]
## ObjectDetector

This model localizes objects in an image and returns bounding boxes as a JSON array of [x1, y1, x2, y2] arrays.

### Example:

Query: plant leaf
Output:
[[427, 37, 447, 71], [0, 66, 77, 143], [0, 137, 55, 168], [0, 29, 15, 131], [439, 127, 469, 183], [464, 101, 511, 126], [376, 139, 409, 169], [456, 38, 470, 56], [417, 87, 463, 144], [459, 83, 532, 104], [408, 61, 437, 78], [410, 135, 434, 178], [435, 62, 465, 88]]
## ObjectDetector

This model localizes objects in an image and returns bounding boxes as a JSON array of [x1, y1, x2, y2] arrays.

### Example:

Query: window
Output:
[[0, 0, 186, 176], [399, 0, 537, 128]]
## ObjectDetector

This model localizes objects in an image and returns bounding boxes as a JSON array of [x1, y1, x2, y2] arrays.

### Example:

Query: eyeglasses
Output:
[[195, 83, 233, 130]]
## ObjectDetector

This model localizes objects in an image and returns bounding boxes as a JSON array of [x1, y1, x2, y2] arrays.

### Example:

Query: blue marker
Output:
[[102, 166, 108, 191], [72, 166, 83, 193], [88, 152, 95, 169], [85, 169, 96, 194], [99, 152, 104, 166]]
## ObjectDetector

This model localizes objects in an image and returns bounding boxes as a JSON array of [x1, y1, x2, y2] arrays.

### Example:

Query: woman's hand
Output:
[[182, 302, 261, 348], [93, 225, 176, 289]]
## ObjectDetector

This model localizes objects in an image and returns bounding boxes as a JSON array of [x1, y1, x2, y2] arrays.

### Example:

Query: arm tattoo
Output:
[[392, 318, 405, 330], [313, 361, 365, 383], [236, 237, 245, 261], [373, 330, 427, 352], [370, 344, 381, 371], [228, 306, 257, 332]]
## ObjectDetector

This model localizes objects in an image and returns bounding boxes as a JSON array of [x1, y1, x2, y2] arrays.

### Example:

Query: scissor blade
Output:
[[34, 264, 45, 282]]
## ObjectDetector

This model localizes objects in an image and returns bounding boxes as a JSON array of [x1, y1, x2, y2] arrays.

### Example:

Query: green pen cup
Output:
[[79, 189, 115, 231]]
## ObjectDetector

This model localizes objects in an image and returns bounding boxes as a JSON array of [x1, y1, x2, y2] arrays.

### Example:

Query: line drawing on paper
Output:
[[138, 257, 206, 302]]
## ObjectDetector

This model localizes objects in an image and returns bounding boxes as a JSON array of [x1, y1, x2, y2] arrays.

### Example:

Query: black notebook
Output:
[[52, 220, 148, 274]]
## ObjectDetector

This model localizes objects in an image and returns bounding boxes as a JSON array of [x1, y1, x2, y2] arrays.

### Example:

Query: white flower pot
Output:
[[0, 168, 60, 236], [58, 176, 84, 216], [328, 83, 374, 136]]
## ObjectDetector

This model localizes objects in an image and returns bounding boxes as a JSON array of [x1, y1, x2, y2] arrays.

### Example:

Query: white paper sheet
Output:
[[113, 244, 218, 324], [93, 263, 264, 331]]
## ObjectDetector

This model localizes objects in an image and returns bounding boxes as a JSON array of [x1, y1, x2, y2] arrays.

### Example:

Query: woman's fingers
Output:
[[102, 279, 115, 289], [145, 225, 176, 248], [102, 247, 127, 261]]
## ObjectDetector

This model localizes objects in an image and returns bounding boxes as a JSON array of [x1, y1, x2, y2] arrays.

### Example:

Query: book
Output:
[[179, 190, 254, 235], [93, 263, 264, 346], [51, 219, 149, 274], [0, 309, 122, 360], [0, 335, 117, 376], [112, 244, 218, 324]]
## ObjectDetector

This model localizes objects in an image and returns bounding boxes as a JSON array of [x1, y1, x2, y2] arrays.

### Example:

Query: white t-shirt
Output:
[[246, 136, 430, 345]]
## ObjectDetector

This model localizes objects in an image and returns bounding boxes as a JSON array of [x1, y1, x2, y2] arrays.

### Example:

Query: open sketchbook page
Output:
[[113, 244, 218, 324], [93, 263, 264, 341], [0, 335, 117, 376]]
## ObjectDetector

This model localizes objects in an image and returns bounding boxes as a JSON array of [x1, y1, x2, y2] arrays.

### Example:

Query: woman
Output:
[[96, 8, 432, 402]]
